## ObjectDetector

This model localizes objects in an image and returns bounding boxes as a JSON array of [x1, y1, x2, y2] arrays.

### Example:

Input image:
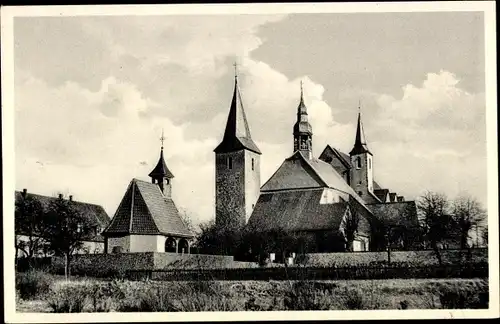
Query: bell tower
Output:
[[149, 130, 175, 197], [349, 107, 374, 200], [214, 64, 261, 231], [293, 81, 313, 159]]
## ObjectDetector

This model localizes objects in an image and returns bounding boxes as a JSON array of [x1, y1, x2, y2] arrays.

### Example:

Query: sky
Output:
[[13, 11, 487, 226]]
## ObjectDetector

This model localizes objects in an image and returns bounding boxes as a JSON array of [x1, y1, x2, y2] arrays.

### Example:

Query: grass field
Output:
[[15, 270, 489, 312]]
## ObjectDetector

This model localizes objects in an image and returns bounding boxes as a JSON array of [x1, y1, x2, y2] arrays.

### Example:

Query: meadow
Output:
[[15, 270, 489, 312]]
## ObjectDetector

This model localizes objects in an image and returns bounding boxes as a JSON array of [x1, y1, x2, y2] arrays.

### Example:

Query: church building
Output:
[[215, 74, 420, 254], [102, 140, 194, 254]]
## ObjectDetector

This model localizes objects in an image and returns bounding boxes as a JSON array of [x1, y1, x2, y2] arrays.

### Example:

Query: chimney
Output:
[[397, 196, 404, 202], [21, 188, 27, 198], [58, 193, 63, 199], [69, 195, 73, 201]]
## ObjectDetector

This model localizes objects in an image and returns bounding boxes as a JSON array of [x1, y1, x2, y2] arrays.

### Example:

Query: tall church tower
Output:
[[293, 81, 313, 159], [214, 68, 261, 231], [349, 109, 374, 200], [149, 131, 175, 197]]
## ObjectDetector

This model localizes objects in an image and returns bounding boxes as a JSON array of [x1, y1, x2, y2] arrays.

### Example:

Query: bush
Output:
[[283, 281, 333, 310], [16, 270, 52, 300], [48, 285, 87, 313], [117, 285, 178, 312], [341, 289, 366, 310]]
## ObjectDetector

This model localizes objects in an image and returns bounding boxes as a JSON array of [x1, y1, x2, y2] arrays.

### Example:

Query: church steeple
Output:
[[293, 81, 313, 159], [349, 107, 371, 156], [149, 130, 174, 197], [214, 64, 261, 155]]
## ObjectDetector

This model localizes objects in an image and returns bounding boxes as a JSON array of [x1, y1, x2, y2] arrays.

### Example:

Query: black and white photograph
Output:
[[2, 2, 498, 322]]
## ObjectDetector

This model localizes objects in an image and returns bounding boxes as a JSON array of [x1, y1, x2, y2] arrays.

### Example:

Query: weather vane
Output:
[[233, 61, 238, 79], [160, 128, 165, 149]]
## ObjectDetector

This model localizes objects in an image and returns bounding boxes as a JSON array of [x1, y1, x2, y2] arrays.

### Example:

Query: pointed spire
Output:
[[149, 131, 174, 179], [214, 67, 261, 155], [349, 104, 371, 156], [294, 80, 312, 136]]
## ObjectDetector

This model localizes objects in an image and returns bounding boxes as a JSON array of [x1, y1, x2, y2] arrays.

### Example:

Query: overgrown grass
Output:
[[16, 275, 489, 312], [16, 270, 52, 300]]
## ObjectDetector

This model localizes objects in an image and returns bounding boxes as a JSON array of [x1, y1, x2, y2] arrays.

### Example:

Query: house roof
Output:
[[214, 77, 261, 155], [14, 191, 110, 242], [102, 179, 194, 238], [261, 151, 371, 213], [368, 201, 419, 228], [247, 189, 351, 232]]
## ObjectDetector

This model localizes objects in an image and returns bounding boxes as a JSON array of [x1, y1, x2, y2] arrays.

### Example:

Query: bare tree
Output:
[[452, 195, 486, 249], [417, 191, 452, 265], [342, 206, 360, 252]]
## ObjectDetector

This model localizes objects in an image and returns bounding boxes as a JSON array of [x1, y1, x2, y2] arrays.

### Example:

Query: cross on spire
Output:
[[233, 61, 238, 80], [160, 128, 165, 149], [300, 80, 303, 97]]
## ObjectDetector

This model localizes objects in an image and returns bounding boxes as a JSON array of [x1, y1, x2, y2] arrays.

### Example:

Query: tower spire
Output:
[[349, 103, 371, 156], [214, 68, 261, 155]]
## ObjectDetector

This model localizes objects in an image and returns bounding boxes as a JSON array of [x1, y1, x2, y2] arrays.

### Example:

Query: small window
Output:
[[369, 158, 371, 169], [251, 158, 255, 171], [356, 157, 361, 169], [252, 204, 255, 209], [358, 191, 363, 197], [227, 157, 233, 169]]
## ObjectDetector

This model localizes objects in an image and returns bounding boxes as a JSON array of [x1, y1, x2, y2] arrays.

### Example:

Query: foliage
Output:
[[47, 284, 88, 313], [15, 195, 47, 261], [16, 269, 52, 300], [341, 202, 360, 252], [43, 197, 94, 278]]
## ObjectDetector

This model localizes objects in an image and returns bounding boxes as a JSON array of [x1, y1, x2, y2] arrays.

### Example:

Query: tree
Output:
[[15, 194, 47, 265], [341, 206, 360, 252], [452, 195, 486, 249], [178, 208, 197, 235], [417, 191, 452, 265], [43, 196, 93, 279], [482, 227, 488, 247]]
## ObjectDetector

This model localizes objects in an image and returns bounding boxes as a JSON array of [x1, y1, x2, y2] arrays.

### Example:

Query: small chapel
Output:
[[214, 72, 420, 254], [102, 138, 194, 254]]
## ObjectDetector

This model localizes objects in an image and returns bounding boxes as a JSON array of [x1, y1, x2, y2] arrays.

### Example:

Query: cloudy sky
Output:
[[13, 10, 487, 225]]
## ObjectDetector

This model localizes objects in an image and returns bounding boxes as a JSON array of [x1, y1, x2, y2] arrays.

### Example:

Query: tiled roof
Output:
[[14, 191, 110, 242], [247, 189, 350, 232], [261, 151, 371, 213], [368, 201, 419, 228], [102, 179, 193, 238], [214, 78, 261, 155]]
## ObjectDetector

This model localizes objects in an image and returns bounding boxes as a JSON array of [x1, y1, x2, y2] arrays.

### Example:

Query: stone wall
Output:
[[303, 249, 488, 266]]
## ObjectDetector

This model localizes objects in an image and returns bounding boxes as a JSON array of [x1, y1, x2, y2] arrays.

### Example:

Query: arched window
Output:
[[165, 237, 177, 253], [356, 157, 361, 169], [178, 239, 189, 254], [369, 158, 371, 169], [227, 157, 233, 170], [251, 158, 255, 171]]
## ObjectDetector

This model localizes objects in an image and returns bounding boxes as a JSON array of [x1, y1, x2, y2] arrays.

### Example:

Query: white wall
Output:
[[156, 235, 166, 252], [129, 235, 162, 252]]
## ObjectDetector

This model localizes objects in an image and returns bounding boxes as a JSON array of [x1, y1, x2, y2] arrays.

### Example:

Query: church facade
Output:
[[215, 75, 420, 254]]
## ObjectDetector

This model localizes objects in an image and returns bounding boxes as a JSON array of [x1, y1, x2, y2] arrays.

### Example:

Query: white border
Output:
[[2, 1, 498, 322]]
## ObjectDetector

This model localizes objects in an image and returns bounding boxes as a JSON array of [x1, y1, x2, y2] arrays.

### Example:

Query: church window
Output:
[[227, 157, 233, 169], [369, 158, 371, 169], [251, 158, 255, 171], [356, 157, 361, 169], [358, 191, 363, 197]]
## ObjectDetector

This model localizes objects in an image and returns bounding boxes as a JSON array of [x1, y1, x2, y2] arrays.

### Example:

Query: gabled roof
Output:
[[148, 147, 174, 179], [368, 201, 419, 228], [261, 151, 371, 212], [102, 179, 193, 238], [14, 191, 110, 242], [247, 189, 351, 232], [214, 77, 261, 155]]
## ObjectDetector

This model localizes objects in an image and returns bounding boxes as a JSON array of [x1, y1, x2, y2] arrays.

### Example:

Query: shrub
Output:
[[48, 285, 87, 313], [341, 289, 366, 310], [116, 284, 178, 312], [283, 281, 333, 310], [16, 270, 52, 300]]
